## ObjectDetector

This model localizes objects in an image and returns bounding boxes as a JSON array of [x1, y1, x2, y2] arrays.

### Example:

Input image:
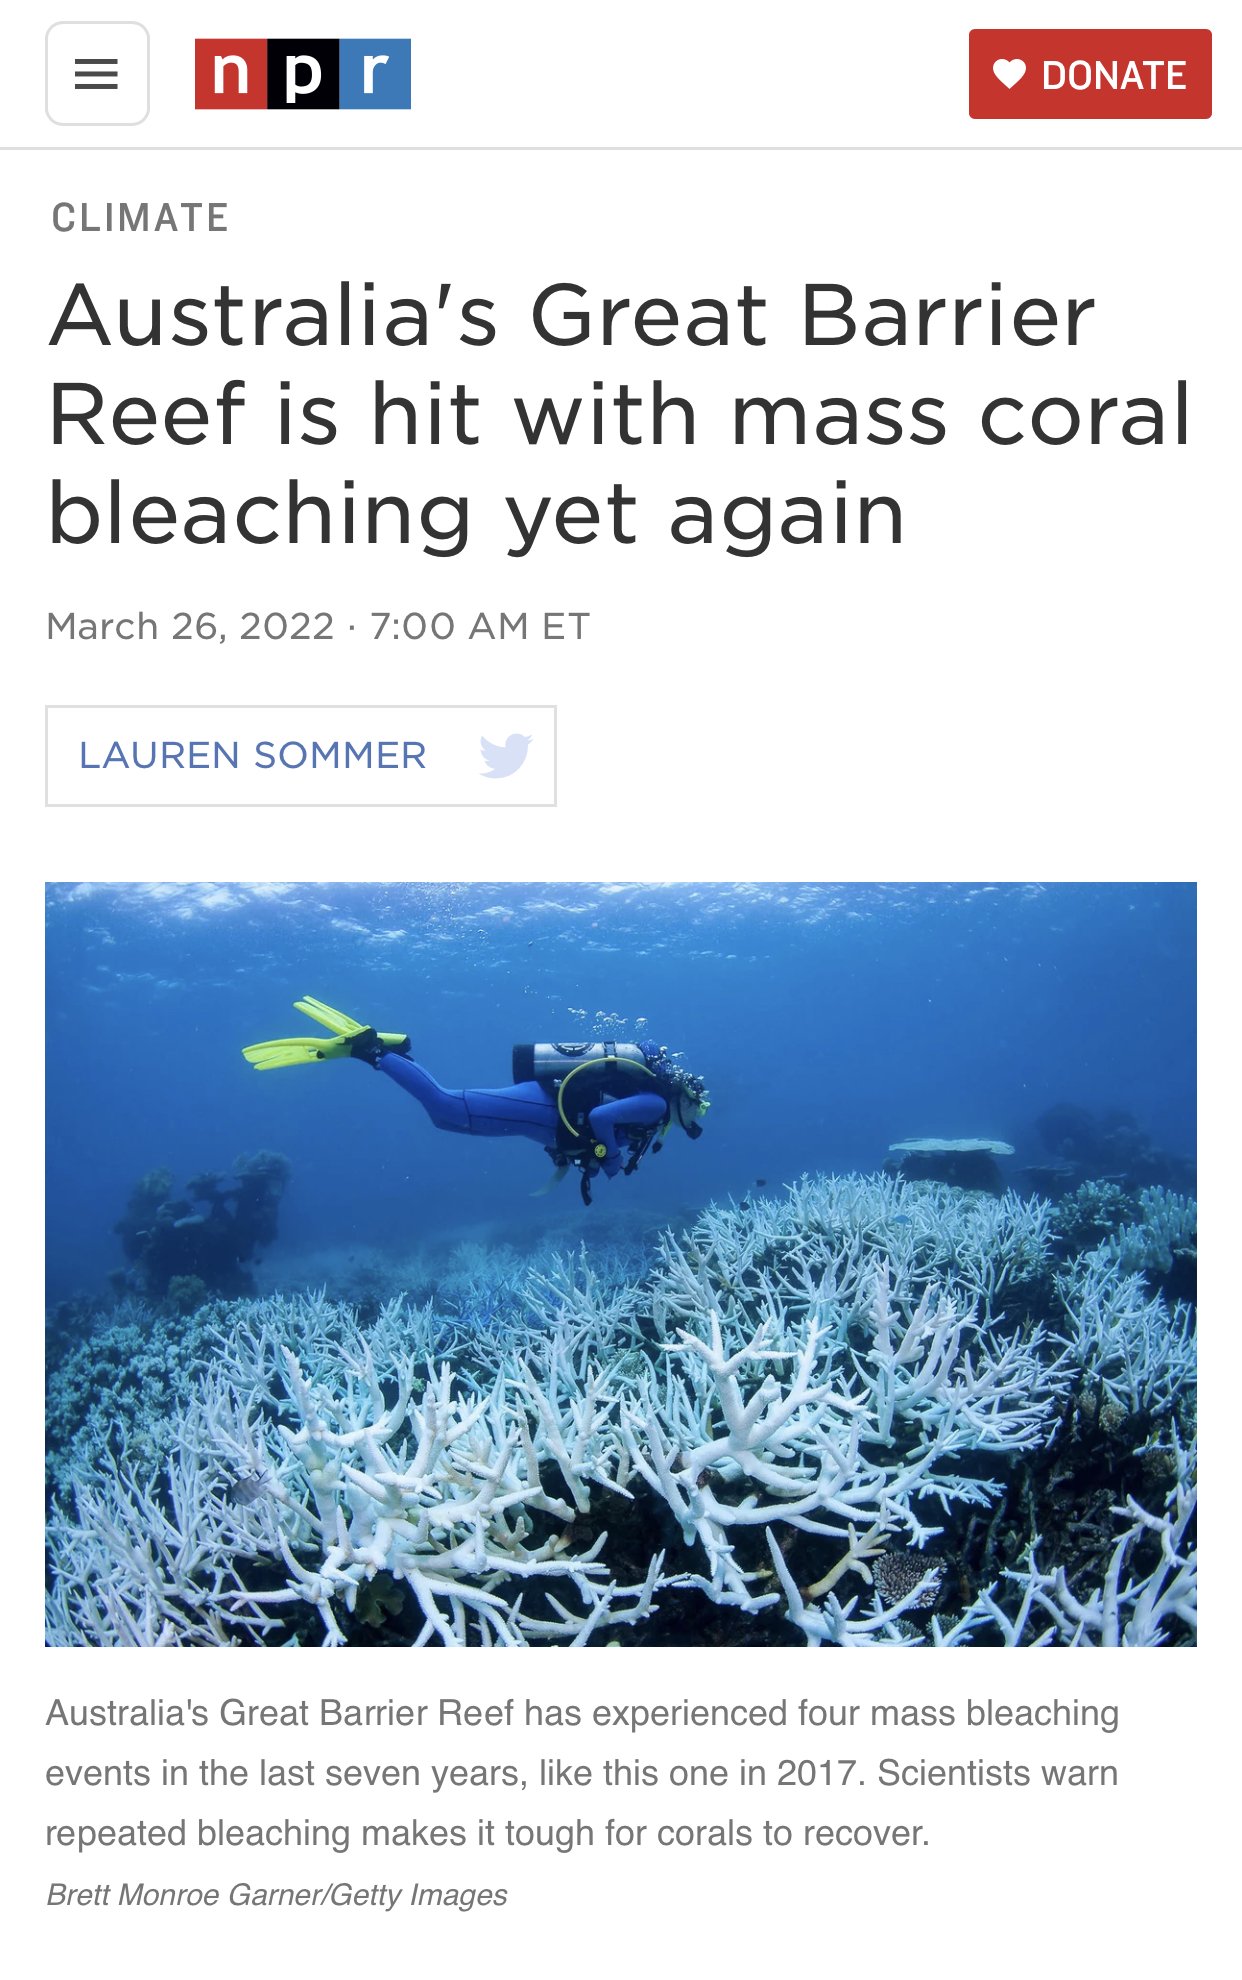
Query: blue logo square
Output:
[[338, 39, 411, 109]]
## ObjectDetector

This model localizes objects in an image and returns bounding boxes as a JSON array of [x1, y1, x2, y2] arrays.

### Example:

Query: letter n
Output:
[[195, 40, 268, 108]]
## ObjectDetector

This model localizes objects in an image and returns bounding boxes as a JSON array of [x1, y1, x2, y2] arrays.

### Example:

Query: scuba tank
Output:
[[513, 1041, 659, 1145], [512, 1041, 650, 1084]]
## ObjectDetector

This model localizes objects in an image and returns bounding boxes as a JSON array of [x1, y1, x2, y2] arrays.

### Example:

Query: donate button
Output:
[[969, 30, 1212, 119], [46, 706, 557, 806]]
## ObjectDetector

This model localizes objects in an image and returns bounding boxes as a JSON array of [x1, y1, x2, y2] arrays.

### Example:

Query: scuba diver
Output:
[[243, 996, 709, 1204]]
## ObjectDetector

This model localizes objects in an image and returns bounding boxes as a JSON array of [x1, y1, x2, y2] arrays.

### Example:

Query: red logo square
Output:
[[195, 39, 268, 109]]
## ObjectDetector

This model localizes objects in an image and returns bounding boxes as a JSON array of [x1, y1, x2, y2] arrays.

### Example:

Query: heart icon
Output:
[[993, 58, 1026, 89]]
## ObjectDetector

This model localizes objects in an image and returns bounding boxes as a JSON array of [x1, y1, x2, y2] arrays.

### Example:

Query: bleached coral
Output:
[[931, 1434, 1197, 1647], [45, 1173, 1195, 1650], [1054, 1179, 1137, 1250], [45, 1296, 221, 1497], [48, 1293, 660, 1649], [1056, 1250, 1195, 1422], [660, 1175, 1055, 1327], [1103, 1186, 1197, 1279]]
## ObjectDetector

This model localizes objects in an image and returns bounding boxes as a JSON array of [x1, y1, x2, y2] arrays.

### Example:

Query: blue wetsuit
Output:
[[377, 1051, 668, 1178]]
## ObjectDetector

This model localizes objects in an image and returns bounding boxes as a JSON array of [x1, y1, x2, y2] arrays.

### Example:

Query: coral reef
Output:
[[1054, 1181, 1196, 1304], [46, 1172, 1195, 1649], [251, 1231, 655, 1328], [46, 1297, 223, 1500], [1053, 1178, 1139, 1249], [1027, 1103, 1195, 1199], [114, 1151, 292, 1300], [1102, 1186, 1196, 1282], [885, 1138, 1015, 1195]]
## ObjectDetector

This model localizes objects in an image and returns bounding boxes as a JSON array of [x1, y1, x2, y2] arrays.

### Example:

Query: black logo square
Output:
[[267, 39, 340, 109]]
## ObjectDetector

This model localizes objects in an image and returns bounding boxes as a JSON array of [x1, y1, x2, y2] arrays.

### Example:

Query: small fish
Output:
[[892, 1213, 912, 1226], [227, 1471, 270, 1507], [755, 1177, 768, 1188]]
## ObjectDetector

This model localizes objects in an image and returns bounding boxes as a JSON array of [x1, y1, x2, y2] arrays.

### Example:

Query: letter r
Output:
[[338, 39, 411, 108]]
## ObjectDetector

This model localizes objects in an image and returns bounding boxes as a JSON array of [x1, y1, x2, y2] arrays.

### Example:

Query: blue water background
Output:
[[45, 882, 1196, 1304]]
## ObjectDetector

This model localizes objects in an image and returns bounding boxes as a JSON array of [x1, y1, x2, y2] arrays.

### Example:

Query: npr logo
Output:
[[194, 39, 411, 110]]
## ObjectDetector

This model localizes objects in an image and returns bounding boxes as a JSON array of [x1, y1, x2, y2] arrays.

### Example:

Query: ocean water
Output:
[[45, 879, 1196, 1308]]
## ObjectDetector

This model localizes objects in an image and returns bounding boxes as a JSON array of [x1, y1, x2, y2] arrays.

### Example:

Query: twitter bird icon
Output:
[[480, 733, 532, 778]]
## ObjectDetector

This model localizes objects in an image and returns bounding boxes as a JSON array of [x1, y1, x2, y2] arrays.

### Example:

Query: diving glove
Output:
[[242, 995, 411, 1071]]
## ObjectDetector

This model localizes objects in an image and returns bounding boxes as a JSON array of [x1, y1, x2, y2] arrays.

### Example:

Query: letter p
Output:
[[267, 40, 339, 108], [286, 56, 321, 100]]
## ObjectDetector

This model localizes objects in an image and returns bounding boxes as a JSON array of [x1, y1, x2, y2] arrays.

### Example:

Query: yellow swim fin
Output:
[[292, 995, 369, 1039], [242, 995, 410, 1070], [242, 1035, 353, 1070]]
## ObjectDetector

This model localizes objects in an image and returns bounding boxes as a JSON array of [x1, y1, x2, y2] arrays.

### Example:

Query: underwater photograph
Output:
[[45, 880, 1196, 1648]]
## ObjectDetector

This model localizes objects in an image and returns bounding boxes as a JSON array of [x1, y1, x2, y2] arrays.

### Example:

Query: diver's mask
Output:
[[674, 1089, 707, 1138]]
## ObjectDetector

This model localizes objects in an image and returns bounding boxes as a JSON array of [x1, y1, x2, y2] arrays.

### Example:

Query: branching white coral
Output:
[[930, 1435, 1197, 1647], [1057, 1251, 1195, 1419], [47, 1311, 661, 1649], [1103, 1186, 1197, 1278], [45, 1174, 1195, 1651], [619, 1256, 1065, 1613], [659, 1175, 1055, 1331]]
